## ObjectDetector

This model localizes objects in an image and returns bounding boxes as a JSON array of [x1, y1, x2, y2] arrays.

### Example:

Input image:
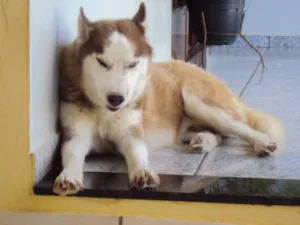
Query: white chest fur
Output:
[[144, 128, 177, 151], [92, 107, 143, 152]]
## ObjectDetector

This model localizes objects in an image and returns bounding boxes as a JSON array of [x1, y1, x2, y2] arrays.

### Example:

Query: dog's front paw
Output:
[[53, 170, 83, 196], [254, 141, 277, 157], [129, 167, 160, 189]]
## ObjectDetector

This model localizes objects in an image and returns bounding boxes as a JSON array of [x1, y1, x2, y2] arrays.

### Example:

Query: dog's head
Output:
[[78, 2, 152, 111]]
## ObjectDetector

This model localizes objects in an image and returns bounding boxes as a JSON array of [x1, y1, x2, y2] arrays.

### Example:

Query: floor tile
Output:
[[207, 60, 259, 95], [242, 49, 300, 83], [264, 48, 300, 60], [269, 36, 300, 48], [240, 48, 300, 153], [230, 35, 269, 48], [84, 155, 127, 173], [199, 47, 300, 179], [207, 47, 267, 62], [243, 96, 300, 113], [258, 61, 300, 79], [123, 216, 235, 225], [84, 145, 205, 176], [0, 212, 119, 225], [207, 47, 266, 95], [196, 145, 300, 180]]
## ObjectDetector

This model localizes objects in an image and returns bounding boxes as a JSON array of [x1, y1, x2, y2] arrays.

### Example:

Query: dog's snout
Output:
[[107, 94, 124, 107]]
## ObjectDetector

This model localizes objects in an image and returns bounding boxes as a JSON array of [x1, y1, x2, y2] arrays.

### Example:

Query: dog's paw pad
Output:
[[53, 172, 83, 196], [256, 141, 277, 157], [189, 132, 216, 153], [130, 168, 160, 189]]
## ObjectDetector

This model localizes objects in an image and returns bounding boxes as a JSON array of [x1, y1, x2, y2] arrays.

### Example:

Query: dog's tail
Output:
[[246, 108, 286, 153]]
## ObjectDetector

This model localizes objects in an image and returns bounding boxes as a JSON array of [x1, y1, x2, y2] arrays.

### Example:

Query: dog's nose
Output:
[[107, 94, 124, 107]]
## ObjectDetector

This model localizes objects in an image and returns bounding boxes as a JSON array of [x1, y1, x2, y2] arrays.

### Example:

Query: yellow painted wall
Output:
[[0, 1, 299, 225]]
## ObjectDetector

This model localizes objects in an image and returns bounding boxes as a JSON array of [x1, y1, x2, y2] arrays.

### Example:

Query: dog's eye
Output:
[[96, 58, 110, 69], [127, 61, 139, 69]]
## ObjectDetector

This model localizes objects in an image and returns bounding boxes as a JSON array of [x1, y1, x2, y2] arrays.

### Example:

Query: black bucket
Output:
[[187, 0, 245, 45]]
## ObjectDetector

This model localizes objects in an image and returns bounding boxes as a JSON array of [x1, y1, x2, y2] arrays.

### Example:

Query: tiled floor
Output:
[[199, 47, 300, 179], [84, 47, 300, 180], [123, 216, 236, 225], [84, 145, 205, 175]]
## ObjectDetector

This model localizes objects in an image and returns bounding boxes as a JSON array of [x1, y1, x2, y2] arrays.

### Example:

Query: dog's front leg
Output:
[[118, 134, 160, 189], [53, 130, 93, 196], [53, 103, 95, 196], [107, 110, 160, 189]]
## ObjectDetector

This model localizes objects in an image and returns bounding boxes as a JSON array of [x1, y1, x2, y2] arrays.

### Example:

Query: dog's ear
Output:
[[132, 2, 146, 28], [78, 7, 92, 43]]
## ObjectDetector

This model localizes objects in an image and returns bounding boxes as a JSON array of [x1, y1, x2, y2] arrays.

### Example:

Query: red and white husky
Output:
[[54, 2, 286, 196]]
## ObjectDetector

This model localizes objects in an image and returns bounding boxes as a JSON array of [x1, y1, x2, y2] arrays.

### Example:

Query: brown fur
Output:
[[62, 127, 74, 143], [79, 19, 152, 58], [59, 4, 152, 109], [59, 6, 284, 149], [128, 125, 145, 140], [53, 2, 286, 196], [59, 3, 285, 153], [156, 61, 246, 121], [137, 60, 247, 146]]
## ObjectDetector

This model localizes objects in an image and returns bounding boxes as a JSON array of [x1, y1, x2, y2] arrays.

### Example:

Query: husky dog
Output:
[[53, 2, 286, 196]]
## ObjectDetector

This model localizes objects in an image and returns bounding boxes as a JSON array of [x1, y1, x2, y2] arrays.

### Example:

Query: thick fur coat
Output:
[[53, 3, 286, 196]]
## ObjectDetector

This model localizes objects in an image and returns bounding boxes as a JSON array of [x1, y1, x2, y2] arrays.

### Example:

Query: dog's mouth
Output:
[[106, 105, 120, 112]]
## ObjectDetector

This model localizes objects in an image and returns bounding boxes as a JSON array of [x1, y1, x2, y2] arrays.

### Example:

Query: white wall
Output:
[[30, 0, 59, 154], [30, 0, 172, 154], [173, 0, 300, 36]]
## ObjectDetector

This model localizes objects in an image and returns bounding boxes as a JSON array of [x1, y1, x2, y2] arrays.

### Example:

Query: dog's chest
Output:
[[94, 109, 116, 140], [89, 109, 117, 152]]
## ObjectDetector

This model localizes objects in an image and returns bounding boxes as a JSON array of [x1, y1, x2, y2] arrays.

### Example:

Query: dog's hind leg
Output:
[[188, 131, 222, 153], [181, 89, 277, 156], [246, 108, 286, 156], [181, 120, 223, 153]]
